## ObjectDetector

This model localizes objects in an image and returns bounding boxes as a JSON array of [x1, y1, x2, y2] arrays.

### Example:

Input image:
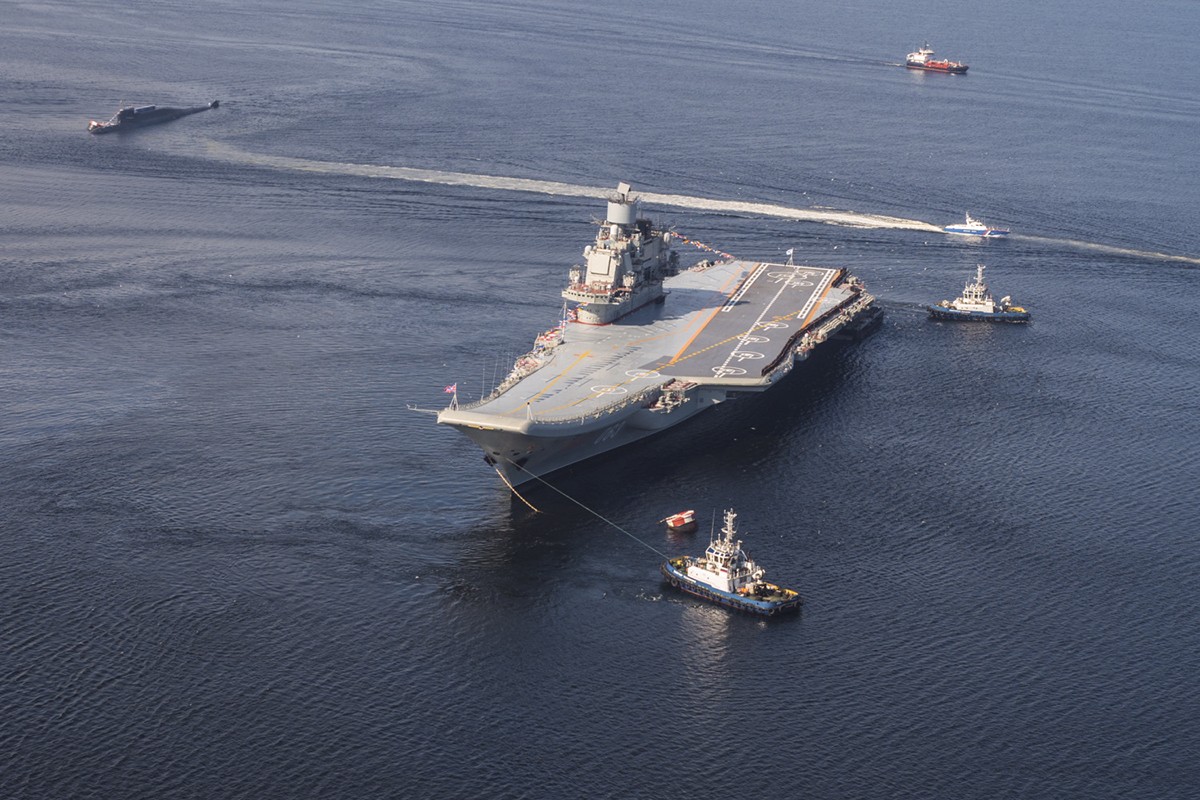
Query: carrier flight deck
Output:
[[436, 184, 879, 486], [472, 261, 852, 420]]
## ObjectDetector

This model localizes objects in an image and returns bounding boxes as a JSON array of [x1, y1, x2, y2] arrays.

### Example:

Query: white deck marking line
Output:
[[667, 263, 755, 365], [715, 266, 835, 377], [793, 268, 836, 328], [720, 262, 768, 312]]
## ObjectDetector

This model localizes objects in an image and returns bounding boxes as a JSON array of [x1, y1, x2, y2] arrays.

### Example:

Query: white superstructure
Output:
[[950, 265, 998, 312], [562, 183, 679, 325], [685, 510, 765, 594]]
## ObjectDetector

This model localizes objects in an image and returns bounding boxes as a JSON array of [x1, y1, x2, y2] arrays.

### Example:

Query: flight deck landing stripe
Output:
[[713, 264, 816, 377], [720, 262, 768, 312], [667, 263, 759, 364], [799, 271, 836, 327]]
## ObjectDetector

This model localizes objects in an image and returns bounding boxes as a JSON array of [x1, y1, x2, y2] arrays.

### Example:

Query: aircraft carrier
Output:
[[437, 183, 879, 486]]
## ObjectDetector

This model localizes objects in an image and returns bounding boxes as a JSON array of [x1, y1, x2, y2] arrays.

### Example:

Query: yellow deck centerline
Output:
[[667, 263, 757, 364], [655, 310, 795, 369], [508, 349, 592, 415]]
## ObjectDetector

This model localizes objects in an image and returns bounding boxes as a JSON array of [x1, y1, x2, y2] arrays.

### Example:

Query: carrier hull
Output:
[[440, 252, 878, 485]]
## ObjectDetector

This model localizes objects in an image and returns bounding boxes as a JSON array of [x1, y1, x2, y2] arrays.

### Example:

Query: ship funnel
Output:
[[606, 181, 638, 226]]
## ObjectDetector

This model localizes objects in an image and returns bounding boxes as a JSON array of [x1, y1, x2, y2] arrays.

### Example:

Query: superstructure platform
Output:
[[438, 187, 877, 486]]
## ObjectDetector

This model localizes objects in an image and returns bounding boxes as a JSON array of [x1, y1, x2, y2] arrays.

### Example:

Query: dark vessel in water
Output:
[[88, 100, 219, 134]]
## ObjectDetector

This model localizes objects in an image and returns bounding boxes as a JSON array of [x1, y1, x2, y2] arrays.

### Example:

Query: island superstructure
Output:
[[437, 183, 880, 486], [563, 182, 679, 325]]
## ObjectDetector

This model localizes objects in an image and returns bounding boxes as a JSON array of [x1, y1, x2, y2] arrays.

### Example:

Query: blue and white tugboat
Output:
[[661, 509, 802, 616], [929, 265, 1030, 322], [944, 212, 1009, 237]]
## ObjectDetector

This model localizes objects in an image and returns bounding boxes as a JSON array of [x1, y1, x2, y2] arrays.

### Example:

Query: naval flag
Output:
[[444, 383, 457, 394]]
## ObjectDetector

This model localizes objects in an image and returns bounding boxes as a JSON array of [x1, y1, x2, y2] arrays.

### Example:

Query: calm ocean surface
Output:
[[2, 1, 1198, 797]]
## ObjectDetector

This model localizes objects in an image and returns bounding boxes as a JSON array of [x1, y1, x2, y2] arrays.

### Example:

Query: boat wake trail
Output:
[[201, 142, 1199, 264], [203, 141, 942, 233], [1012, 235, 1200, 267]]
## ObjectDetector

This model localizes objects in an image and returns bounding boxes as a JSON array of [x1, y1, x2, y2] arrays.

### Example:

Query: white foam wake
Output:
[[203, 140, 942, 232], [202, 141, 1200, 264], [1012, 235, 1200, 267]]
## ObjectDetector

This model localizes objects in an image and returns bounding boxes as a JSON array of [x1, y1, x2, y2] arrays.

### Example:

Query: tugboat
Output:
[[944, 212, 1009, 237], [88, 100, 219, 134], [929, 265, 1030, 322], [662, 509, 698, 533], [905, 43, 969, 74], [661, 509, 802, 616]]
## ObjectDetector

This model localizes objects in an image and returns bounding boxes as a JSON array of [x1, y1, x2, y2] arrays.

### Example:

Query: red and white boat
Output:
[[905, 44, 968, 74], [663, 509, 697, 533]]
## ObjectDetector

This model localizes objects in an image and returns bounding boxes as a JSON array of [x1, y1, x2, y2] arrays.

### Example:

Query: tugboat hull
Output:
[[906, 62, 969, 74], [927, 306, 1030, 323], [661, 559, 801, 616]]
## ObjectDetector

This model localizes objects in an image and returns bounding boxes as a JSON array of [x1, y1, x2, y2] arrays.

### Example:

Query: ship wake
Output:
[[1010, 235, 1200, 267], [203, 141, 940, 233], [202, 141, 1200, 265]]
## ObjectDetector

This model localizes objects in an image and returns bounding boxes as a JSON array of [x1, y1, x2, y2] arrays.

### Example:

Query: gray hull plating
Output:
[[459, 393, 717, 485]]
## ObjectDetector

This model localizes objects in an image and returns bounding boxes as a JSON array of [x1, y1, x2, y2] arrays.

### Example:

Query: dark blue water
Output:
[[3, 2, 1198, 797]]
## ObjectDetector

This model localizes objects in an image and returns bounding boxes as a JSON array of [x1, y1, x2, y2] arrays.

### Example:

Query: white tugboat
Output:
[[562, 182, 679, 325], [661, 509, 802, 616], [928, 265, 1030, 322]]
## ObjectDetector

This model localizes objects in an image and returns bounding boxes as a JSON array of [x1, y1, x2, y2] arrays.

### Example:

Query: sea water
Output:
[[2, 1, 1197, 797]]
